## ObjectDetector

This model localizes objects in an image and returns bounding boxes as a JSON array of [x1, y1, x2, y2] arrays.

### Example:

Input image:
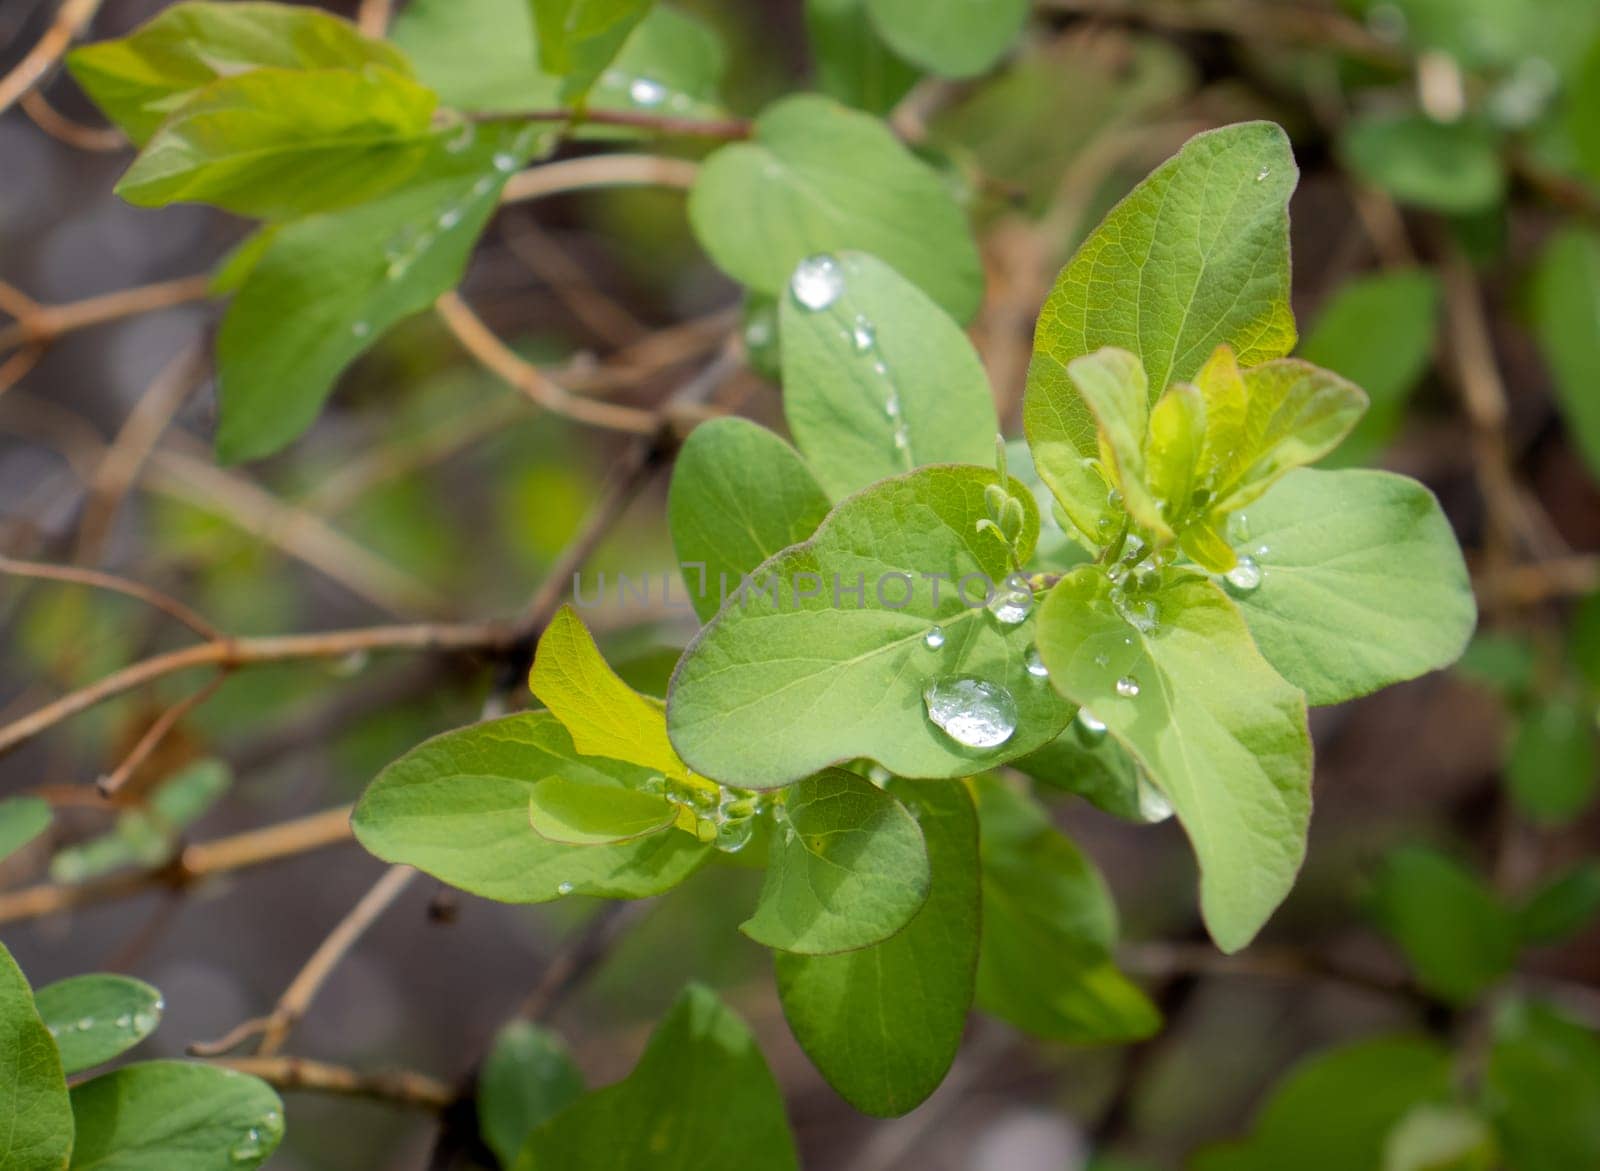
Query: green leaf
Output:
[[513, 985, 798, 1171], [1063, 347, 1166, 536], [1516, 860, 1600, 945], [1383, 1104, 1498, 1171], [1369, 846, 1518, 1006], [1508, 697, 1598, 825], [66, 0, 409, 145], [1011, 728, 1173, 824], [805, 0, 919, 115], [1575, 590, 1600, 690], [667, 418, 831, 623], [68, 1061, 283, 1170], [0, 943, 72, 1171], [528, 777, 677, 845], [779, 251, 1000, 498], [1572, 38, 1600, 183], [1036, 567, 1311, 952], [1220, 468, 1475, 705], [352, 711, 709, 903], [973, 776, 1158, 1041], [742, 769, 929, 954], [478, 1021, 585, 1169], [0, 794, 51, 862], [667, 465, 1071, 788], [1341, 114, 1504, 215], [530, 605, 686, 776], [1025, 122, 1297, 521], [1193, 1037, 1453, 1171], [1485, 999, 1600, 1171], [864, 0, 1026, 78], [530, 0, 654, 102], [1531, 226, 1600, 479], [214, 123, 550, 462], [32, 975, 164, 1076], [774, 777, 978, 1116], [689, 94, 983, 322], [115, 66, 440, 218], [1298, 269, 1440, 468]]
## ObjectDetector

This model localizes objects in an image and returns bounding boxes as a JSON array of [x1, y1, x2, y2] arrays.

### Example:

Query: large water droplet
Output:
[[629, 77, 667, 106], [1025, 647, 1049, 678], [1074, 708, 1108, 745], [987, 581, 1033, 626], [1115, 676, 1141, 698], [1223, 555, 1262, 594], [714, 817, 753, 854], [790, 255, 843, 311], [922, 677, 1018, 749], [923, 625, 945, 649]]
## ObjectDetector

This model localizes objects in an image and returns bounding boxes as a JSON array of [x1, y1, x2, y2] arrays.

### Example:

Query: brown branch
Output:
[[478, 107, 750, 141], [0, 0, 103, 115], [0, 553, 222, 639], [355, 0, 393, 38], [500, 153, 699, 205], [19, 88, 124, 151], [96, 671, 227, 799], [0, 275, 211, 353], [208, 1055, 452, 1112]]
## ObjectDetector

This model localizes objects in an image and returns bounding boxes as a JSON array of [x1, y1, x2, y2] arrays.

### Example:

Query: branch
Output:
[[501, 153, 699, 205], [0, 0, 104, 116], [477, 107, 750, 141], [0, 553, 222, 640], [207, 1055, 452, 1112], [96, 671, 227, 800], [0, 275, 211, 353], [19, 89, 124, 151]]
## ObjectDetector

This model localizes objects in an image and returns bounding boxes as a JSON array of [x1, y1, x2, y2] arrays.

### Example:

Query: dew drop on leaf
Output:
[[851, 315, 875, 352], [986, 582, 1033, 626], [1115, 675, 1141, 698], [1223, 554, 1263, 594], [629, 77, 667, 106], [923, 625, 946, 649], [714, 817, 753, 853], [790, 255, 844, 311], [1025, 647, 1049, 678], [556, 881, 574, 896], [1074, 708, 1108, 745], [922, 677, 1018, 748]]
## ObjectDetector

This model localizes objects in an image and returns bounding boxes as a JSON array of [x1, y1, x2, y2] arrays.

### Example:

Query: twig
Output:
[[478, 107, 750, 141], [0, 275, 211, 353], [0, 0, 103, 116], [501, 153, 699, 205], [0, 553, 222, 639], [207, 1055, 452, 1112], [0, 805, 354, 926], [355, 0, 392, 38], [19, 88, 123, 151], [96, 671, 228, 799]]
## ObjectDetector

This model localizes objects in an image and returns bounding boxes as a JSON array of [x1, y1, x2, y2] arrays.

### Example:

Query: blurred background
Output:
[[2, 0, 1598, 1168]]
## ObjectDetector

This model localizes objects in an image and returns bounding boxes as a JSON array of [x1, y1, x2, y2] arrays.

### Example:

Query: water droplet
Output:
[[1107, 488, 1123, 508], [438, 207, 463, 230], [556, 881, 574, 895], [1137, 776, 1174, 822], [114, 1014, 132, 1029], [1223, 555, 1262, 594], [1254, 544, 1270, 558], [790, 255, 843, 311], [866, 763, 892, 786], [1115, 676, 1141, 698], [230, 1128, 263, 1163], [629, 77, 667, 106], [1025, 647, 1049, 678], [1093, 651, 1110, 668], [714, 817, 753, 854], [923, 625, 946, 649], [1074, 708, 1108, 745], [851, 315, 875, 352], [1255, 166, 1271, 182], [132, 1010, 156, 1033], [986, 581, 1033, 626], [884, 388, 901, 419], [492, 151, 518, 174], [1227, 512, 1250, 543], [350, 320, 370, 338], [922, 677, 1018, 749], [76, 1017, 93, 1031]]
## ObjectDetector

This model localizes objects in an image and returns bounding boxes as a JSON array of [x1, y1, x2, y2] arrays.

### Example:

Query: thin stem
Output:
[[208, 1056, 452, 1112], [0, 275, 212, 353], [0, 0, 105, 115], [477, 107, 750, 141], [96, 672, 228, 800], [501, 153, 699, 204], [0, 554, 222, 640]]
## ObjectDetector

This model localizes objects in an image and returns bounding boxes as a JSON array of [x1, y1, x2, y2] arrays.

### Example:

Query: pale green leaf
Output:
[[531, 0, 654, 102], [0, 795, 51, 862], [667, 418, 831, 623], [528, 777, 676, 845], [66, 0, 409, 145], [352, 711, 709, 902], [864, 0, 1026, 78], [115, 66, 439, 219], [779, 251, 1000, 498], [1485, 999, 1600, 1171], [1383, 1104, 1497, 1171], [689, 94, 983, 322], [478, 1021, 584, 1168], [1221, 468, 1475, 705], [1531, 226, 1600, 479], [1066, 347, 1166, 535], [0, 943, 72, 1171], [742, 769, 929, 954], [69, 1061, 283, 1170], [973, 776, 1159, 1041], [666, 465, 1071, 788], [1370, 846, 1517, 1006], [215, 124, 550, 462], [775, 777, 978, 1116], [1341, 113, 1504, 215], [33, 975, 163, 1076], [1036, 567, 1311, 952], [513, 985, 798, 1171], [805, 0, 919, 115]]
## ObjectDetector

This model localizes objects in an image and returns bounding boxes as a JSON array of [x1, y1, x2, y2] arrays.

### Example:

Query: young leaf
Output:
[[0, 794, 51, 862], [66, 0, 410, 145], [742, 769, 929, 954], [805, 0, 919, 115], [478, 1021, 585, 1169], [667, 418, 832, 622], [68, 1061, 284, 1170], [1485, 999, 1600, 1171], [1064, 347, 1165, 536], [215, 123, 551, 462], [1516, 860, 1600, 946], [115, 66, 440, 219], [1369, 846, 1518, 1006], [512, 985, 799, 1171], [1299, 269, 1440, 468], [1220, 468, 1475, 705], [666, 465, 1071, 789], [0, 943, 72, 1171], [775, 777, 978, 1116], [779, 251, 1000, 498], [530, 605, 685, 776], [689, 94, 983, 322], [530, 0, 654, 102], [32, 974, 164, 1075], [1340, 113, 1504, 215], [1531, 226, 1600, 479], [528, 776, 677, 845], [1025, 122, 1297, 523], [1193, 1037, 1453, 1171], [1036, 567, 1311, 952], [1507, 698, 1598, 825], [973, 776, 1159, 1041], [865, 0, 1027, 79], [352, 712, 709, 903]]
